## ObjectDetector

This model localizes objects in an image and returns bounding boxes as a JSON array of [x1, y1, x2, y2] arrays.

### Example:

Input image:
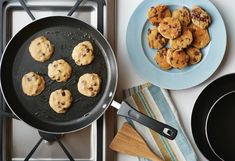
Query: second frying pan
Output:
[[205, 90, 235, 160], [192, 73, 235, 160], [0, 16, 177, 140]]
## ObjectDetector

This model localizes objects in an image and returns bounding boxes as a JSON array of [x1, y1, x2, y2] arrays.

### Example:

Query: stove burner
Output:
[[38, 131, 62, 142]]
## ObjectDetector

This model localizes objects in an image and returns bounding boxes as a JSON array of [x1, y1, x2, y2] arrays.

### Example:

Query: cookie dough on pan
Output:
[[77, 73, 101, 97], [72, 41, 94, 66], [49, 89, 73, 113], [48, 59, 72, 82], [22, 72, 45, 96], [172, 7, 191, 27], [147, 5, 172, 26], [158, 17, 182, 39], [154, 48, 172, 70], [166, 49, 189, 69], [191, 6, 211, 29], [147, 27, 168, 49], [29, 36, 54, 62], [186, 47, 202, 64], [170, 28, 193, 49]]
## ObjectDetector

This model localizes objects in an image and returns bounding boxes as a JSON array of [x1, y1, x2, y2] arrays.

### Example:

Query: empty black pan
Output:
[[0, 16, 177, 140], [192, 73, 235, 160]]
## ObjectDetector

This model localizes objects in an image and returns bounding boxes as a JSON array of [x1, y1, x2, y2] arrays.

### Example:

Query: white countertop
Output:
[[116, 0, 235, 160]]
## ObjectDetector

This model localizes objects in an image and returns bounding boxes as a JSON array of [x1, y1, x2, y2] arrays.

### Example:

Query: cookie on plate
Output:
[[147, 27, 168, 49], [49, 89, 73, 113], [166, 49, 189, 69], [48, 59, 72, 82], [72, 41, 94, 66], [158, 17, 182, 39], [188, 24, 211, 49], [77, 73, 101, 97], [147, 5, 172, 26], [22, 72, 45, 96], [186, 47, 202, 64], [172, 7, 191, 26], [191, 6, 211, 29], [154, 48, 172, 70], [29, 36, 54, 62], [169, 28, 193, 49]]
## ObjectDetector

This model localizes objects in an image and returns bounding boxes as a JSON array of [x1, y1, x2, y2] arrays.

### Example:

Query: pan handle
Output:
[[111, 100, 177, 140]]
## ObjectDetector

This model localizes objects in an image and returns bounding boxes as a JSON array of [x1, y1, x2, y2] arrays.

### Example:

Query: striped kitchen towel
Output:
[[123, 83, 197, 161]]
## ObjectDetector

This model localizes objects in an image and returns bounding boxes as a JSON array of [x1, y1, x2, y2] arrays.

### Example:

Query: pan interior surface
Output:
[[206, 91, 235, 161], [0, 16, 117, 133], [191, 73, 235, 161]]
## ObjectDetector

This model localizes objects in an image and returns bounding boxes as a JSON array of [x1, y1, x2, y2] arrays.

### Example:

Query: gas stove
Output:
[[0, 0, 116, 160]]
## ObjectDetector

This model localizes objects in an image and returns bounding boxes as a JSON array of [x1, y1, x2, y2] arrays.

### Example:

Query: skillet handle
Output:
[[116, 101, 177, 140]]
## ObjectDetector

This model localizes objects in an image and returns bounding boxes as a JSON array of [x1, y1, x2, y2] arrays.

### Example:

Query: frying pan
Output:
[[0, 16, 177, 140], [192, 73, 235, 160]]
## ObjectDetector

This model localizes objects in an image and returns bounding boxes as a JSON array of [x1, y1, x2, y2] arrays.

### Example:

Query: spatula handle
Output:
[[117, 101, 177, 140]]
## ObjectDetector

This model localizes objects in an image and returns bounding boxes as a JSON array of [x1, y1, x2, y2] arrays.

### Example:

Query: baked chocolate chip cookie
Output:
[[158, 17, 182, 39], [154, 48, 172, 70], [170, 28, 193, 49], [188, 24, 211, 49], [147, 27, 168, 49], [166, 49, 189, 69], [186, 47, 202, 64], [172, 7, 191, 27], [147, 5, 172, 26], [191, 6, 211, 29]]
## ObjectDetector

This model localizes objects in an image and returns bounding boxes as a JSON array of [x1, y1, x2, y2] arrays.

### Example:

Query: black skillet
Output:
[[0, 16, 177, 140], [192, 73, 235, 160]]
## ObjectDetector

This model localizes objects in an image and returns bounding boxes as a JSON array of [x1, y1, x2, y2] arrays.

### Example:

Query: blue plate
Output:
[[126, 0, 227, 90]]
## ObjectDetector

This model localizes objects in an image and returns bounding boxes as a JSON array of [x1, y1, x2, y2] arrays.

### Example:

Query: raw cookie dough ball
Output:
[[191, 6, 211, 29], [48, 59, 72, 82], [158, 17, 182, 39], [22, 72, 45, 96], [77, 73, 101, 97], [49, 89, 73, 113], [29, 36, 54, 62], [147, 27, 168, 49], [72, 41, 94, 66], [147, 5, 172, 26]]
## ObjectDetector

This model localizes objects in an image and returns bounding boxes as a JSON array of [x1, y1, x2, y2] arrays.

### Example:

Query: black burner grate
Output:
[[0, 0, 106, 160]]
